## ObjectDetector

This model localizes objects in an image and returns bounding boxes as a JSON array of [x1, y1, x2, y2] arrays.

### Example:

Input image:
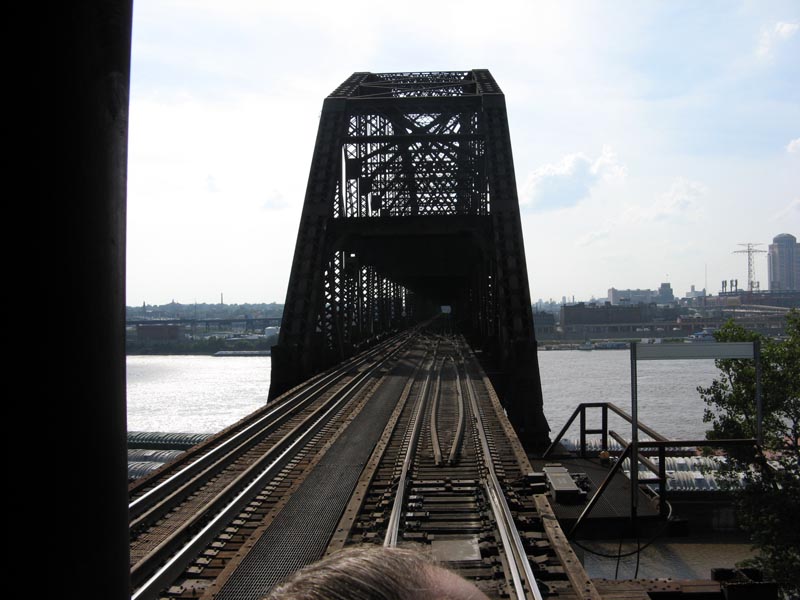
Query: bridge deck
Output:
[[212, 353, 415, 599], [130, 331, 596, 600], [128, 330, 729, 600], [529, 456, 660, 538]]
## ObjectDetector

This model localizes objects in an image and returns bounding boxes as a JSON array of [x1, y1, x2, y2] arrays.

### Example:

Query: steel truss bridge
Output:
[[270, 70, 548, 445], [123, 72, 613, 600]]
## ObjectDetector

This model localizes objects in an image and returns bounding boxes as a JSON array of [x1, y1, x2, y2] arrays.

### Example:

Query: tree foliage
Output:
[[698, 310, 799, 597]]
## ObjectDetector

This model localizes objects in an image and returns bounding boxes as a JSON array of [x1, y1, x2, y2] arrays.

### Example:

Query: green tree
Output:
[[698, 310, 799, 597]]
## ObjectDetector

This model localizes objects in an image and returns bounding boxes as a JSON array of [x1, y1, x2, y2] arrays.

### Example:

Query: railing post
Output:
[[543, 404, 583, 458], [658, 444, 667, 517], [630, 343, 639, 525], [579, 406, 587, 458], [601, 404, 608, 452]]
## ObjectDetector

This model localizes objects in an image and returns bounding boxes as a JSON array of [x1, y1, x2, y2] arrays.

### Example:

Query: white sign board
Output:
[[635, 342, 755, 361]]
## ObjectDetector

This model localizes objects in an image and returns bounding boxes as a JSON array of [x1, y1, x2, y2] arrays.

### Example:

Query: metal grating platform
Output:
[[214, 371, 410, 600], [530, 457, 659, 538]]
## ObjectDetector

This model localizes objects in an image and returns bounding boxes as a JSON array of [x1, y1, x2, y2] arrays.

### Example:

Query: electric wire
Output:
[[570, 500, 673, 560]]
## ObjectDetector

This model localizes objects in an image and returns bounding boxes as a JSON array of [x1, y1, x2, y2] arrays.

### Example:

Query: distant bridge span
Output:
[[127, 317, 282, 331], [269, 70, 549, 446]]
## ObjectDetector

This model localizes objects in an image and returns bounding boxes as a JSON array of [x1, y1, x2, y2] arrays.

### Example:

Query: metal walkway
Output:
[[214, 359, 414, 600]]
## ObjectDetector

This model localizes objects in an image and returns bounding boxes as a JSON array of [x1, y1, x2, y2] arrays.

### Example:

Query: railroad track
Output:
[[331, 335, 599, 600], [131, 331, 599, 600], [129, 330, 417, 600], [128, 332, 411, 503]]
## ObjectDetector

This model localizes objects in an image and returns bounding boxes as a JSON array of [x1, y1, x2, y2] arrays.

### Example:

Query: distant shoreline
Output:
[[126, 349, 272, 357], [126, 337, 277, 356]]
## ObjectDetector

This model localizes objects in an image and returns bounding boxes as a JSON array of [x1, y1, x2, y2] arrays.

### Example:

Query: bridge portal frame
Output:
[[270, 70, 549, 445]]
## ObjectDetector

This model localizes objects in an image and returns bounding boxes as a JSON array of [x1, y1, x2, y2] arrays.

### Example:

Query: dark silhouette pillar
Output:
[[43, 2, 133, 598]]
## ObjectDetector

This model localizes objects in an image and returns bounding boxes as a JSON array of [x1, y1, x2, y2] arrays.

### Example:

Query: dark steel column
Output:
[[46, 2, 132, 597], [269, 98, 350, 399], [479, 75, 549, 446]]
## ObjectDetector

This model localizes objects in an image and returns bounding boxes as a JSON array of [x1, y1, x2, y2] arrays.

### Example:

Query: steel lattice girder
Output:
[[270, 70, 549, 446]]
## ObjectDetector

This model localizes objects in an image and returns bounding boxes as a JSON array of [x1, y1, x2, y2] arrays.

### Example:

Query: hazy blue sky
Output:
[[127, 0, 799, 306]]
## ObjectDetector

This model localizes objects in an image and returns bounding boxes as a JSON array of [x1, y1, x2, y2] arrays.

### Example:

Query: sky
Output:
[[126, 0, 799, 307]]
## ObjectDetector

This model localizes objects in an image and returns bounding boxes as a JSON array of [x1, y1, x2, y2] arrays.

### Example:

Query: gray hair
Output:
[[265, 546, 441, 600]]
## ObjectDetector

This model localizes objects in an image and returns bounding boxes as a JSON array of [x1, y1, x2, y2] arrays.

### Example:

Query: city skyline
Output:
[[126, 1, 799, 306], [129, 258, 785, 309]]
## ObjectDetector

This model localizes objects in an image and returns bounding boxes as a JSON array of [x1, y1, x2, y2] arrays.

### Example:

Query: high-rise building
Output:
[[768, 233, 799, 291], [656, 282, 674, 304]]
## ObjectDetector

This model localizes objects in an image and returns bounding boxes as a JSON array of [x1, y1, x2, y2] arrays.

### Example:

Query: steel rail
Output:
[[131, 337, 413, 600], [461, 357, 544, 600], [128, 381, 299, 496], [383, 344, 438, 547], [429, 358, 444, 466], [129, 333, 407, 522], [130, 391, 328, 534], [447, 356, 466, 466]]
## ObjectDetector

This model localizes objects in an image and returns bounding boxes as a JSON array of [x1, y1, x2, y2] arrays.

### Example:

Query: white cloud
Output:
[[520, 146, 626, 211], [126, 3, 800, 305], [771, 198, 800, 221], [776, 22, 800, 38], [787, 138, 800, 153], [263, 189, 288, 210], [757, 21, 799, 58], [592, 146, 628, 182], [646, 178, 707, 222], [576, 178, 707, 248], [576, 228, 610, 247]]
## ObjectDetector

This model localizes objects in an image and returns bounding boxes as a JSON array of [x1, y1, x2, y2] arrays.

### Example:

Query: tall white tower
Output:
[[768, 233, 799, 291]]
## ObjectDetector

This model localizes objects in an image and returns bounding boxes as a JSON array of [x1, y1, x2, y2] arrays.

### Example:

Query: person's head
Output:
[[265, 546, 489, 600]]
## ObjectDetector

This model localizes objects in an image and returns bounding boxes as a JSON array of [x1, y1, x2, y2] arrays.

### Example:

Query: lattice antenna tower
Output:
[[733, 243, 766, 292]]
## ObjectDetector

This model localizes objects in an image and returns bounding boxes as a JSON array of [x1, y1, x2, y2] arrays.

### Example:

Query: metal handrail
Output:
[[569, 437, 757, 535], [609, 431, 660, 474], [568, 444, 632, 537], [543, 402, 668, 458]]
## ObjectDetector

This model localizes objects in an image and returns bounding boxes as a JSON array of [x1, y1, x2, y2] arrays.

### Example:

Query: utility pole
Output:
[[733, 243, 766, 292]]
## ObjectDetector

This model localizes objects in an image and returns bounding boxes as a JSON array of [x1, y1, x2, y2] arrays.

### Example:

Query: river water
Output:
[[126, 355, 271, 433], [127, 350, 720, 439], [538, 350, 720, 441]]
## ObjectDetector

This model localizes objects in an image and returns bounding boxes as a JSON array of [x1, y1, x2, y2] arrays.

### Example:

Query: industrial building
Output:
[[608, 282, 674, 305]]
